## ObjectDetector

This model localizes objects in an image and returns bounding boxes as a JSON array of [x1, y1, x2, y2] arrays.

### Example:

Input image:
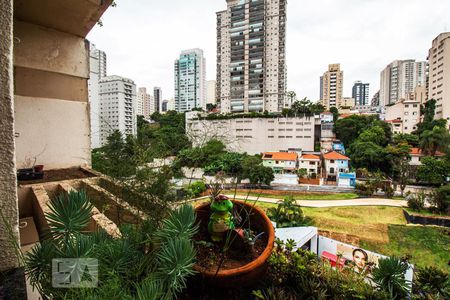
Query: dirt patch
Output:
[[319, 230, 360, 246], [195, 228, 267, 272], [18, 168, 96, 184]]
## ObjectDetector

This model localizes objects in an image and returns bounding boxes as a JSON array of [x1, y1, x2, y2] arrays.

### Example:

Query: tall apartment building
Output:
[[427, 32, 450, 126], [99, 76, 137, 146], [207, 80, 217, 107], [161, 100, 169, 113], [174, 49, 206, 112], [154, 87, 162, 113], [379, 59, 426, 106], [320, 64, 344, 109], [352, 81, 370, 106], [186, 113, 315, 155], [137, 87, 152, 118], [88, 44, 107, 149], [216, 0, 287, 113]]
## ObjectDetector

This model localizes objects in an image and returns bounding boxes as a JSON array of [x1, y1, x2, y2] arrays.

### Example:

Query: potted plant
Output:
[[193, 190, 275, 288]]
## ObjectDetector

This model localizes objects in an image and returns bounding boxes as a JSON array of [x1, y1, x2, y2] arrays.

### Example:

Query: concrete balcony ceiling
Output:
[[14, 0, 113, 37]]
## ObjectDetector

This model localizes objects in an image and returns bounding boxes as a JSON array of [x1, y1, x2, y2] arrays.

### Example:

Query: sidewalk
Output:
[[223, 194, 407, 208]]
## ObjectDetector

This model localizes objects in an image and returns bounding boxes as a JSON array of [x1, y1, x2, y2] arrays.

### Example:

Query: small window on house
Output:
[[330, 160, 335, 163]]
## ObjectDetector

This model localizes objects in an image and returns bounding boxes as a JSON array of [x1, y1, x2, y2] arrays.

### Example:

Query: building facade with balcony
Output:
[[379, 59, 426, 106], [323, 151, 350, 180], [99, 76, 137, 145], [216, 0, 287, 113], [262, 152, 298, 174], [427, 32, 450, 128], [352, 81, 370, 106], [174, 49, 206, 112], [320, 64, 344, 110], [298, 154, 321, 176], [88, 44, 107, 149]]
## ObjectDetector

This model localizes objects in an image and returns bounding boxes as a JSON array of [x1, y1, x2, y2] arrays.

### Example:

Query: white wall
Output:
[[15, 96, 91, 169], [187, 116, 316, 155]]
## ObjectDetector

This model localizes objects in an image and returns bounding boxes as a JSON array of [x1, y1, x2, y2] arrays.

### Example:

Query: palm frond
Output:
[[46, 190, 93, 242], [25, 241, 56, 294]]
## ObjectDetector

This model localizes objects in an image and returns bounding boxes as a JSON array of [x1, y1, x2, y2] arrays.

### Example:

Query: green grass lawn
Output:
[[361, 225, 450, 271], [233, 191, 359, 201], [190, 200, 449, 270]]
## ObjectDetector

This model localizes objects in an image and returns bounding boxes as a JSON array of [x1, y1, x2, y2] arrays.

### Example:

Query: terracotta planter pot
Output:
[[194, 200, 275, 288]]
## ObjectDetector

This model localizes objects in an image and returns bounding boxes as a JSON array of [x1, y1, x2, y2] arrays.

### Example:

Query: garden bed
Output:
[[18, 167, 96, 185]]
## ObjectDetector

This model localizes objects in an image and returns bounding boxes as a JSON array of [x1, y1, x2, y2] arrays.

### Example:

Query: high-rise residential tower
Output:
[[99, 75, 137, 146], [379, 59, 426, 106], [216, 0, 287, 113], [352, 81, 370, 106], [88, 44, 107, 149], [174, 49, 206, 112], [137, 87, 152, 118], [427, 32, 450, 127], [206, 80, 217, 108], [320, 64, 344, 110], [154, 87, 162, 113]]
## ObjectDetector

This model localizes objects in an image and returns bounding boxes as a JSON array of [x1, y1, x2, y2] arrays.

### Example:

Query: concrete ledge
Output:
[[58, 182, 121, 238], [79, 179, 147, 224]]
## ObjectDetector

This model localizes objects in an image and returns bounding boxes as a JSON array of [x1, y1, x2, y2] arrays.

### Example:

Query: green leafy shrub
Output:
[[267, 196, 308, 228], [187, 181, 207, 198], [372, 257, 410, 299], [25, 190, 198, 299], [262, 239, 387, 299], [406, 192, 426, 211], [413, 266, 450, 299], [429, 184, 450, 214]]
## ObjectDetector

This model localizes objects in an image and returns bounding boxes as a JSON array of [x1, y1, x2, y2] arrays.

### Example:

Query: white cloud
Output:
[[87, 0, 450, 101]]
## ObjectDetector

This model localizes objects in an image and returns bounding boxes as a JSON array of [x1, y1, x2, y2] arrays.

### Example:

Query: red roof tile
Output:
[[410, 148, 445, 156], [301, 154, 320, 160], [262, 152, 298, 161], [323, 151, 349, 160]]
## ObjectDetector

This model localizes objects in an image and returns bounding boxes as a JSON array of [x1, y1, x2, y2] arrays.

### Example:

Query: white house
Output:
[[298, 154, 321, 177]]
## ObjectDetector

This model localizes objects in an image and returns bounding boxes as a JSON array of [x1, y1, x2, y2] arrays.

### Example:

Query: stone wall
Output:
[[0, 0, 20, 272]]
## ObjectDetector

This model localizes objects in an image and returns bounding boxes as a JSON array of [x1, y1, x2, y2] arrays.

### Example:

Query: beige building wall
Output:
[[428, 32, 450, 128], [385, 99, 420, 134], [337, 97, 355, 109], [13, 21, 91, 169], [321, 64, 344, 110], [186, 115, 315, 155], [206, 80, 217, 106], [0, 0, 20, 272]]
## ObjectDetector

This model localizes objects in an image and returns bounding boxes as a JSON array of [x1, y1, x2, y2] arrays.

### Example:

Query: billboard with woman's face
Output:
[[337, 244, 379, 275], [318, 236, 413, 283]]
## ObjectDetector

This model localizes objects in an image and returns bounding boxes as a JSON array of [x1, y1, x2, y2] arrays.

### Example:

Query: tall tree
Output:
[[419, 126, 450, 155]]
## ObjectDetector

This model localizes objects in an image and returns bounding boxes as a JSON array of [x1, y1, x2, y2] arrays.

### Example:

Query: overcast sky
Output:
[[87, 0, 450, 101]]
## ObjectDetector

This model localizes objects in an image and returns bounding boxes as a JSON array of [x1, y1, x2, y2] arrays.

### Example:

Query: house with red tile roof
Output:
[[262, 152, 298, 174], [322, 151, 350, 180], [408, 147, 445, 166], [298, 154, 321, 177]]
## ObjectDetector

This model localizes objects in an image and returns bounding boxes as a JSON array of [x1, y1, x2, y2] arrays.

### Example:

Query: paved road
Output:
[[223, 194, 407, 208]]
